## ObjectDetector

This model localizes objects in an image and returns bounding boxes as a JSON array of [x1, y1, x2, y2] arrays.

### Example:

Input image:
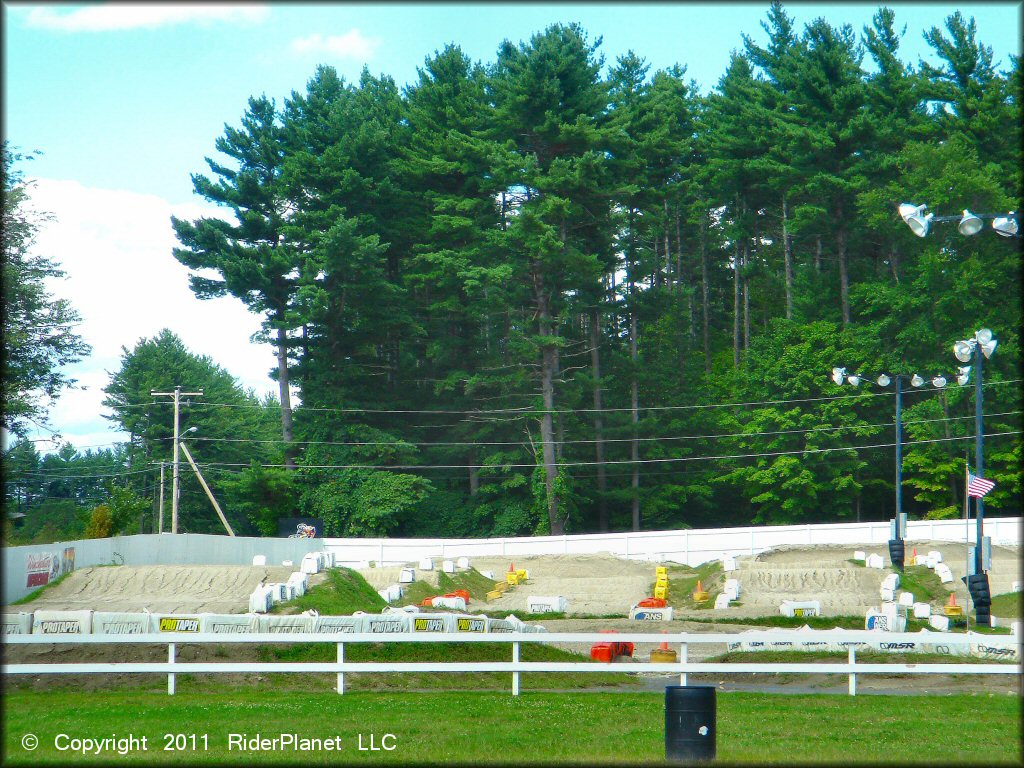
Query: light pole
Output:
[[830, 366, 970, 570], [954, 330, 998, 574], [898, 204, 1019, 238]]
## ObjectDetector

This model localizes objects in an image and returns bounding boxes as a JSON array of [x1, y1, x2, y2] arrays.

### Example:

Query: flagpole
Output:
[[964, 457, 970, 632]]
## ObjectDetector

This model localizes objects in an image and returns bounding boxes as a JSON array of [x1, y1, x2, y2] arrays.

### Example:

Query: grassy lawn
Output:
[[991, 591, 1023, 619], [269, 568, 387, 615], [2, 689, 1019, 765]]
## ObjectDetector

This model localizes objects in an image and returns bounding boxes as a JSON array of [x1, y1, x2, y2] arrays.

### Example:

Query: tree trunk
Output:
[[630, 302, 640, 532], [700, 214, 711, 374], [589, 308, 609, 532], [733, 236, 741, 369], [276, 326, 296, 470], [837, 216, 850, 326], [742, 243, 750, 352], [890, 242, 900, 284], [782, 195, 793, 320], [468, 446, 479, 497], [536, 276, 562, 535]]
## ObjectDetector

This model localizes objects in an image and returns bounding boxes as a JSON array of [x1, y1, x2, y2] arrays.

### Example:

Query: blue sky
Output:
[[2, 2, 1021, 452]]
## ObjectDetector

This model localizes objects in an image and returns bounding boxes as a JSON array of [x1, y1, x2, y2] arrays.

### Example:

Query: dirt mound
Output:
[[11, 565, 303, 614]]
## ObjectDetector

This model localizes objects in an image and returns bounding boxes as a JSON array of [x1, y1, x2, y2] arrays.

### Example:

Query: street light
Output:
[[899, 203, 1019, 238], [954, 330, 997, 622], [831, 366, 970, 570]]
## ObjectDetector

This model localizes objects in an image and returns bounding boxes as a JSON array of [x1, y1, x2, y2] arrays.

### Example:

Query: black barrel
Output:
[[665, 685, 716, 762], [888, 538, 905, 571]]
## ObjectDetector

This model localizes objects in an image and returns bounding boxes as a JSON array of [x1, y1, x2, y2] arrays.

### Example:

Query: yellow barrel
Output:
[[650, 648, 678, 663]]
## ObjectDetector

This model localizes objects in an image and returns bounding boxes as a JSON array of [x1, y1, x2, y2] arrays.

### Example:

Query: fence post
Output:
[[679, 642, 688, 687], [337, 642, 345, 695], [168, 643, 175, 696], [848, 647, 856, 696], [512, 641, 520, 696]]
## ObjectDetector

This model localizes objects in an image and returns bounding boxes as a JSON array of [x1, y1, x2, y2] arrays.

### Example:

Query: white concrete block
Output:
[[898, 592, 914, 607], [929, 614, 950, 632], [442, 560, 455, 573], [913, 602, 931, 619], [1011, 581, 1021, 593], [398, 568, 415, 584], [480, 570, 494, 580], [456, 556, 470, 569], [780, 600, 820, 618], [252, 555, 267, 566], [865, 554, 884, 569], [938, 569, 954, 584], [282, 560, 293, 567], [927, 550, 942, 564], [300, 553, 320, 574], [724, 578, 740, 600], [419, 558, 434, 571], [882, 573, 900, 590], [714, 594, 731, 609], [722, 556, 737, 572], [880, 586, 895, 602], [853, 550, 866, 562]]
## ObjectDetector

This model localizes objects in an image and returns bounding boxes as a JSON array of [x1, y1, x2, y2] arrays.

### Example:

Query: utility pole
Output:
[[150, 386, 203, 534], [157, 462, 165, 533]]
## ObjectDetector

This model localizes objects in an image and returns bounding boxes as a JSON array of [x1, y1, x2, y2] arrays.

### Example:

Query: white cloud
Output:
[[21, 178, 291, 453], [26, 4, 269, 33], [290, 29, 379, 60]]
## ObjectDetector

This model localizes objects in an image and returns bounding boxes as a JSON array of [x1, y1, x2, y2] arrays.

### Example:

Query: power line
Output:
[[129, 378, 1021, 416], [171, 429, 1022, 472], [156, 409, 1021, 449]]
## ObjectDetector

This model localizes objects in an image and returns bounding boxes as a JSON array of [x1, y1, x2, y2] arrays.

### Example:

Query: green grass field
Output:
[[3, 689, 1020, 765]]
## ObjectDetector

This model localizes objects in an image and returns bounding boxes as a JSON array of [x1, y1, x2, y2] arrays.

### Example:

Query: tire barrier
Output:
[[888, 538, 905, 570]]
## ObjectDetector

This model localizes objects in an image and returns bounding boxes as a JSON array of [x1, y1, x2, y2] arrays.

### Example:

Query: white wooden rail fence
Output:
[[4, 631, 1019, 697]]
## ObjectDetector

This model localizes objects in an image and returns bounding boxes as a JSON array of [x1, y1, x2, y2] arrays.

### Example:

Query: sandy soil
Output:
[[8, 565, 324, 614]]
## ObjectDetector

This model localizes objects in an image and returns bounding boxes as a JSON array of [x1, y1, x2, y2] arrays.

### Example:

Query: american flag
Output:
[[967, 473, 996, 498]]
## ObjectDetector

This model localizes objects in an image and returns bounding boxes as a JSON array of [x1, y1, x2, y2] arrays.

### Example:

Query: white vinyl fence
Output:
[[3, 630, 1018, 697], [324, 516, 1021, 568]]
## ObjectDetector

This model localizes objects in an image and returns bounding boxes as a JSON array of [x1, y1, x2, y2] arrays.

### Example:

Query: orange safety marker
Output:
[[659, 630, 670, 651], [509, 562, 515, 573], [947, 592, 956, 607]]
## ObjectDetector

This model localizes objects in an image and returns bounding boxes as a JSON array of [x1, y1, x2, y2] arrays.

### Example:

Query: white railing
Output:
[[4, 631, 1019, 697]]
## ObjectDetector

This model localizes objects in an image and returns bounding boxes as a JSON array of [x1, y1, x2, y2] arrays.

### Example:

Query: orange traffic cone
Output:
[[509, 562, 515, 573], [910, 547, 917, 565], [947, 593, 956, 607], [659, 630, 669, 651]]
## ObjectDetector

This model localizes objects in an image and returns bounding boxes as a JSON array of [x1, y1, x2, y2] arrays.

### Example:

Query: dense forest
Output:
[[5, 5, 1021, 543]]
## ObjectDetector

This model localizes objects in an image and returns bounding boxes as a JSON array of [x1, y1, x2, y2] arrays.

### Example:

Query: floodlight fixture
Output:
[[992, 215, 1018, 237], [877, 374, 891, 386], [831, 367, 845, 386], [957, 366, 971, 386], [899, 202, 932, 237], [932, 375, 947, 388], [910, 374, 924, 387], [958, 210, 984, 236], [847, 374, 861, 387], [954, 340, 975, 362]]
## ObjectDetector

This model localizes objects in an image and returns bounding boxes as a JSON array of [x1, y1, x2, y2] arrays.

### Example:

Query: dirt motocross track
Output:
[[5, 540, 1019, 696]]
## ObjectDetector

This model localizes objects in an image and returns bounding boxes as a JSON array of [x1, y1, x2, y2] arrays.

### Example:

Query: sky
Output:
[[3, 1, 1021, 455]]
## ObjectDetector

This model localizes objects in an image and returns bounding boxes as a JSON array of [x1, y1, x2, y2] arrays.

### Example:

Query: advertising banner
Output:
[[202, 614, 260, 634], [152, 614, 203, 633], [453, 615, 487, 633], [93, 612, 150, 635], [31, 610, 92, 635], [314, 615, 366, 634], [261, 615, 315, 634], [1, 612, 33, 635], [365, 614, 412, 633], [411, 614, 452, 633]]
